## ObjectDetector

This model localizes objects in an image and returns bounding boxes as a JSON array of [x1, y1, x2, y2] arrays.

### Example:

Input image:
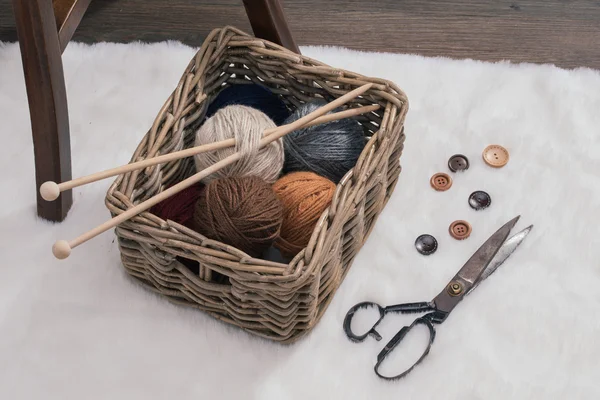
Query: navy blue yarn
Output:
[[282, 101, 366, 183], [206, 84, 290, 125]]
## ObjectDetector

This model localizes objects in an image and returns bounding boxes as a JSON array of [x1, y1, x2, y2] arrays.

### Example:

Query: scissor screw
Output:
[[447, 282, 463, 296]]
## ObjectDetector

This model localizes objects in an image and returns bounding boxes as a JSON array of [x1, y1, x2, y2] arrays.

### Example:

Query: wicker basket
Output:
[[105, 26, 408, 343]]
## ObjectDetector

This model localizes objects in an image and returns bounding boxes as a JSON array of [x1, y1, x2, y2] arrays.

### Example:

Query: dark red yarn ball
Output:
[[150, 183, 204, 228]]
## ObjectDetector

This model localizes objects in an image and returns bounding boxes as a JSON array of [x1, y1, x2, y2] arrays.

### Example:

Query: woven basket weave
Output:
[[106, 26, 408, 343]]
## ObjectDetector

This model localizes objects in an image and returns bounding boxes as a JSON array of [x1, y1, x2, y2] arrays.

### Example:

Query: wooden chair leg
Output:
[[12, 0, 73, 222], [53, 0, 93, 53], [243, 0, 300, 54]]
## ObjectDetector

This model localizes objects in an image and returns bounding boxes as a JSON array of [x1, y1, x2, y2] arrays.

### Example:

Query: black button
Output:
[[415, 234, 438, 255], [468, 190, 492, 210], [448, 154, 470, 172]]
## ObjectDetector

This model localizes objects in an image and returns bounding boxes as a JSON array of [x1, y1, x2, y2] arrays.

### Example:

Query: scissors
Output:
[[343, 216, 533, 380]]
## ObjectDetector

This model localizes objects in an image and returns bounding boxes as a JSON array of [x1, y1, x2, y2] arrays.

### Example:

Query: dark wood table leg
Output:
[[243, 0, 300, 54], [12, 0, 73, 222]]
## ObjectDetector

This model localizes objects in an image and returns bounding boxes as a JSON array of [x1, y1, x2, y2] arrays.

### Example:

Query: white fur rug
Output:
[[1, 40, 599, 400]]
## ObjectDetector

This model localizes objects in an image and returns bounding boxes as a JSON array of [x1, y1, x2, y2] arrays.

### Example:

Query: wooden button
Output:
[[449, 220, 472, 240], [430, 172, 452, 191], [482, 145, 509, 168]]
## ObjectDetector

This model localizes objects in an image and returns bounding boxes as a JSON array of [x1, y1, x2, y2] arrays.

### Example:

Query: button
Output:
[[415, 234, 438, 255], [430, 172, 452, 191], [468, 191, 492, 210], [449, 220, 472, 240], [482, 145, 509, 168], [448, 154, 470, 172]]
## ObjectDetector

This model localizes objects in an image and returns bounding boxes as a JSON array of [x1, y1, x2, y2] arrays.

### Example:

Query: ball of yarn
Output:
[[192, 176, 283, 258], [150, 183, 203, 228], [206, 84, 290, 125], [194, 105, 284, 184], [282, 101, 366, 183], [273, 172, 336, 258]]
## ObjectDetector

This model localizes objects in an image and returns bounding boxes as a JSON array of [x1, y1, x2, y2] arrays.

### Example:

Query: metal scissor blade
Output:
[[467, 225, 533, 295], [433, 216, 520, 314], [455, 215, 520, 285]]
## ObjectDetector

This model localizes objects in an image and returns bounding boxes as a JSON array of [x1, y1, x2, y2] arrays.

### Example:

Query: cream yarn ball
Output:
[[194, 105, 284, 183]]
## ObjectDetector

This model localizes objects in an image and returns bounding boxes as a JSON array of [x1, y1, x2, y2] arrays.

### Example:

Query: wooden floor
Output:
[[1, 0, 599, 70]]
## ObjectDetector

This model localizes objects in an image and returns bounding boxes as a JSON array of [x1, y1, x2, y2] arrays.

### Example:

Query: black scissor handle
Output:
[[343, 301, 436, 342], [343, 301, 386, 342], [374, 316, 436, 380]]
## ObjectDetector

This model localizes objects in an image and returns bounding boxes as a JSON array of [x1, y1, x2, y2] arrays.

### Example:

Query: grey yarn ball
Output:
[[282, 101, 366, 183]]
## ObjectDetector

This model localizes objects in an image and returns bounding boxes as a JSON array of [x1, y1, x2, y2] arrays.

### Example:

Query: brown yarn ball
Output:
[[273, 172, 336, 258], [192, 176, 283, 258]]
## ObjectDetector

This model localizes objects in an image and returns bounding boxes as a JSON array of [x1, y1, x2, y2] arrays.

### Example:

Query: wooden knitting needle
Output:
[[40, 104, 380, 202], [52, 83, 374, 259]]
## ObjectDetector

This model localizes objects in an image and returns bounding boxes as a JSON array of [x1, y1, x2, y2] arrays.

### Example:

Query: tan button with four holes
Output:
[[449, 220, 472, 240], [482, 145, 509, 168], [430, 172, 453, 191]]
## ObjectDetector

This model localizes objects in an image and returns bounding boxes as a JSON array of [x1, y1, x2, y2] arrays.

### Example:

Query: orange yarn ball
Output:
[[273, 172, 336, 258]]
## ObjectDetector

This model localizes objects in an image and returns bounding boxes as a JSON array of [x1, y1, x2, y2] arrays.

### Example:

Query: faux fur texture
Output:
[[1, 41, 599, 400]]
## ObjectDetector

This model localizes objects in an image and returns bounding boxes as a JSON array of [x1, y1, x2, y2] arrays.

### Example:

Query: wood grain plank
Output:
[[2, 0, 599, 69]]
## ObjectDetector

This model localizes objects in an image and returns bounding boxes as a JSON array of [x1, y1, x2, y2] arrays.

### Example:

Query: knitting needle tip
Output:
[[40, 181, 60, 201], [53, 240, 71, 260]]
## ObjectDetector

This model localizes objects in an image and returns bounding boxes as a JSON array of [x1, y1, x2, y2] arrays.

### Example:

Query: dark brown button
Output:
[[482, 145, 509, 168], [448, 154, 470, 172], [468, 191, 492, 210], [449, 220, 472, 240], [415, 234, 438, 255], [430, 172, 452, 191]]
